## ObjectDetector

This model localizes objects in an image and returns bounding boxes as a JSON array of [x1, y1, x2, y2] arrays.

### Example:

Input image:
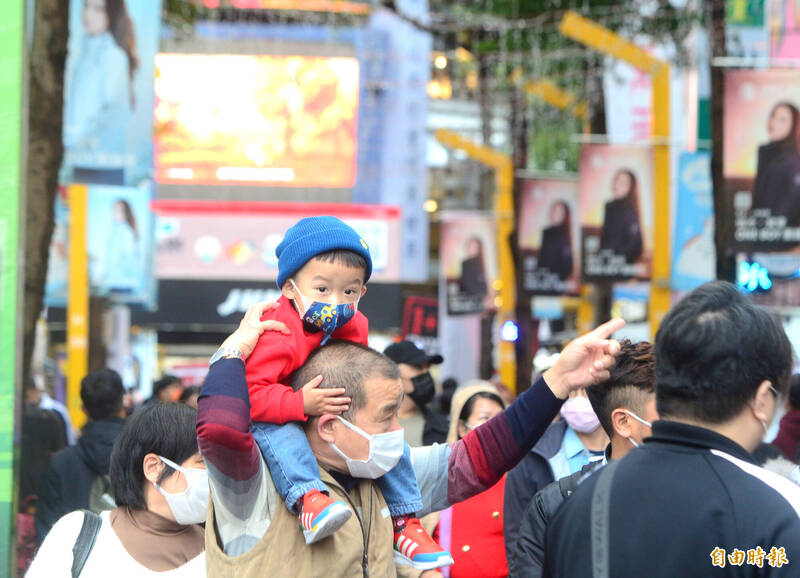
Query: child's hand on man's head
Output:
[[301, 375, 351, 416]]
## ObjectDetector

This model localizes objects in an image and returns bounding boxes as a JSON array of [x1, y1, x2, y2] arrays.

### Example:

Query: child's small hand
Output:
[[302, 375, 351, 416]]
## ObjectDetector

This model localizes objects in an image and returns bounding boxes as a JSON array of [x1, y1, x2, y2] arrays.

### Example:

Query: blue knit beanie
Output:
[[275, 216, 373, 288]]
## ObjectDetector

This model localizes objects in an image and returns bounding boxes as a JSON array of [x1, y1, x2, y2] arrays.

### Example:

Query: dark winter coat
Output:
[[753, 142, 800, 227], [600, 198, 643, 263], [538, 224, 573, 281], [502, 420, 567, 561], [35, 417, 125, 544]]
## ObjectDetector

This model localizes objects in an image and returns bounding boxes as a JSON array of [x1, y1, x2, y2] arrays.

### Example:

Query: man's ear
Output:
[[360, 285, 367, 298], [752, 380, 775, 422], [143, 453, 164, 484], [610, 408, 633, 439], [317, 414, 339, 443]]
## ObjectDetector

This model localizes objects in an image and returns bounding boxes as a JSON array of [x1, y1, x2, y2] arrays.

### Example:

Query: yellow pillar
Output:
[[524, 79, 588, 121], [559, 11, 671, 338], [434, 130, 517, 391], [67, 185, 89, 429]]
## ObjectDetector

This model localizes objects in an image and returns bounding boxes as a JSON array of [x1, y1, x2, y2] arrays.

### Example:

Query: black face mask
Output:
[[409, 373, 435, 407]]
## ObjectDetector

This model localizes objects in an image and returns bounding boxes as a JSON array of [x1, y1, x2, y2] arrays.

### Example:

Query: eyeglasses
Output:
[[769, 385, 779, 398]]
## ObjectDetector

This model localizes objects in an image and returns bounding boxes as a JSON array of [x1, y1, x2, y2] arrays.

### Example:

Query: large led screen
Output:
[[154, 53, 359, 188]]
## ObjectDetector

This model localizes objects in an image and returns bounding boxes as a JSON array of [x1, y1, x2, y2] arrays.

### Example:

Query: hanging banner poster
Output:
[[672, 151, 716, 292], [45, 186, 157, 307], [518, 178, 580, 295], [440, 212, 497, 315], [726, 0, 769, 58], [724, 70, 800, 250], [579, 145, 654, 281], [770, 0, 800, 59], [62, 0, 162, 186]]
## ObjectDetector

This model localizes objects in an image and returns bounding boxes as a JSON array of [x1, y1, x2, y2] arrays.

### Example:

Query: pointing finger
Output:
[[589, 318, 626, 340]]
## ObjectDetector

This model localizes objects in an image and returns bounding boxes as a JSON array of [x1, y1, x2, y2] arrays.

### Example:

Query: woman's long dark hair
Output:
[[768, 102, 800, 153], [614, 169, 641, 221], [551, 200, 573, 251], [116, 199, 139, 240], [467, 236, 485, 268], [105, 0, 139, 107]]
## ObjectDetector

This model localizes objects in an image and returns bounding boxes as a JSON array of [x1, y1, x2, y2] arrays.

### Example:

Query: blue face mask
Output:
[[290, 280, 358, 342]]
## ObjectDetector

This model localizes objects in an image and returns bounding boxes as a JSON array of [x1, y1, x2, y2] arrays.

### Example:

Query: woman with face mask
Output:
[[752, 101, 800, 243], [28, 403, 207, 576], [397, 383, 508, 578]]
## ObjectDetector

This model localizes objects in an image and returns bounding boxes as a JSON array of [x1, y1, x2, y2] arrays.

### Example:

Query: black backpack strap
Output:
[[71, 510, 102, 578], [590, 459, 620, 578]]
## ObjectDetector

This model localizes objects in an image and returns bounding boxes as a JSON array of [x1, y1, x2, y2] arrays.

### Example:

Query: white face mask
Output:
[[329, 416, 405, 479], [624, 410, 652, 449], [153, 455, 209, 525]]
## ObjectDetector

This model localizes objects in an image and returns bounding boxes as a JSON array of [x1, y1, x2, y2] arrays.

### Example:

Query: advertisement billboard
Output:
[[154, 53, 359, 189], [518, 178, 580, 295], [62, 0, 161, 185], [770, 0, 800, 58], [579, 145, 654, 281], [724, 70, 800, 250], [45, 186, 156, 307], [440, 212, 497, 315], [672, 151, 716, 292], [152, 201, 402, 282]]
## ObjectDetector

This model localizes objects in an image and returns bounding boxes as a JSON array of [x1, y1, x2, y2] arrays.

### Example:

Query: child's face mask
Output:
[[290, 279, 358, 342]]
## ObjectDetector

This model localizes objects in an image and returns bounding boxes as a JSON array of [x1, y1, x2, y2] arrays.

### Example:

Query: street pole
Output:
[[559, 11, 672, 337], [434, 129, 517, 392], [67, 185, 89, 430]]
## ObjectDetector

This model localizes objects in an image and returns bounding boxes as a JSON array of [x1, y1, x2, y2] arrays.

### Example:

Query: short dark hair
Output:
[[789, 374, 800, 410], [586, 340, 655, 437], [153, 374, 181, 397], [458, 391, 505, 424], [290, 341, 400, 421], [312, 250, 368, 279], [81, 369, 125, 421], [109, 403, 198, 510], [179, 386, 201, 404], [655, 281, 793, 424]]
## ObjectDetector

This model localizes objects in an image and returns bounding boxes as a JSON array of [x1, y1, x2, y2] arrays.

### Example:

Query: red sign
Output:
[[401, 297, 438, 340]]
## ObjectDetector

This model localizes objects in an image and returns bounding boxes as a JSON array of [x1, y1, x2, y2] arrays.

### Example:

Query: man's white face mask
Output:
[[328, 416, 404, 479]]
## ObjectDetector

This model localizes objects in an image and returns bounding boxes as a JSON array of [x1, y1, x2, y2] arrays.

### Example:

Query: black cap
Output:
[[383, 341, 444, 367]]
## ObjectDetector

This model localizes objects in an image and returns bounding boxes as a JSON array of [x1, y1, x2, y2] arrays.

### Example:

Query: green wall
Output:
[[0, 0, 25, 573]]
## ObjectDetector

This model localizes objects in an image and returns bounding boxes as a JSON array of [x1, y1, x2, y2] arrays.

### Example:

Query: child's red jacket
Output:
[[245, 295, 369, 424]]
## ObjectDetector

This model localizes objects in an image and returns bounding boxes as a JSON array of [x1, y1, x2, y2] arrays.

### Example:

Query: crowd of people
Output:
[[19, 216, 800, 577]]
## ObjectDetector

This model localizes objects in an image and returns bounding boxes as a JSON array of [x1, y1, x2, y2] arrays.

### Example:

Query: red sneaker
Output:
[[299, 489, 351, 544], [394, 517, 454, 570]]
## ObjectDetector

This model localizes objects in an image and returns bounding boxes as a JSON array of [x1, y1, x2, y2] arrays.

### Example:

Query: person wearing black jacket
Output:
[[383, 341, 449, 446], [35, 368, 127, 544], [511, 340, 657, 577], [599, 169, 643, 264], [543, 281, 800, 577], [752, 102, 800, 231], [538, 201, 574, 282]]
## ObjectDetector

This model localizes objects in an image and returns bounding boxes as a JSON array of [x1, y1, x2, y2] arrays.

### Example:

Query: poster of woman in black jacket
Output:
[[538, 201, 574, 282], [752, 102, 800, 230], [600, 169, 644, 264], [458, 236, 488, 301]]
